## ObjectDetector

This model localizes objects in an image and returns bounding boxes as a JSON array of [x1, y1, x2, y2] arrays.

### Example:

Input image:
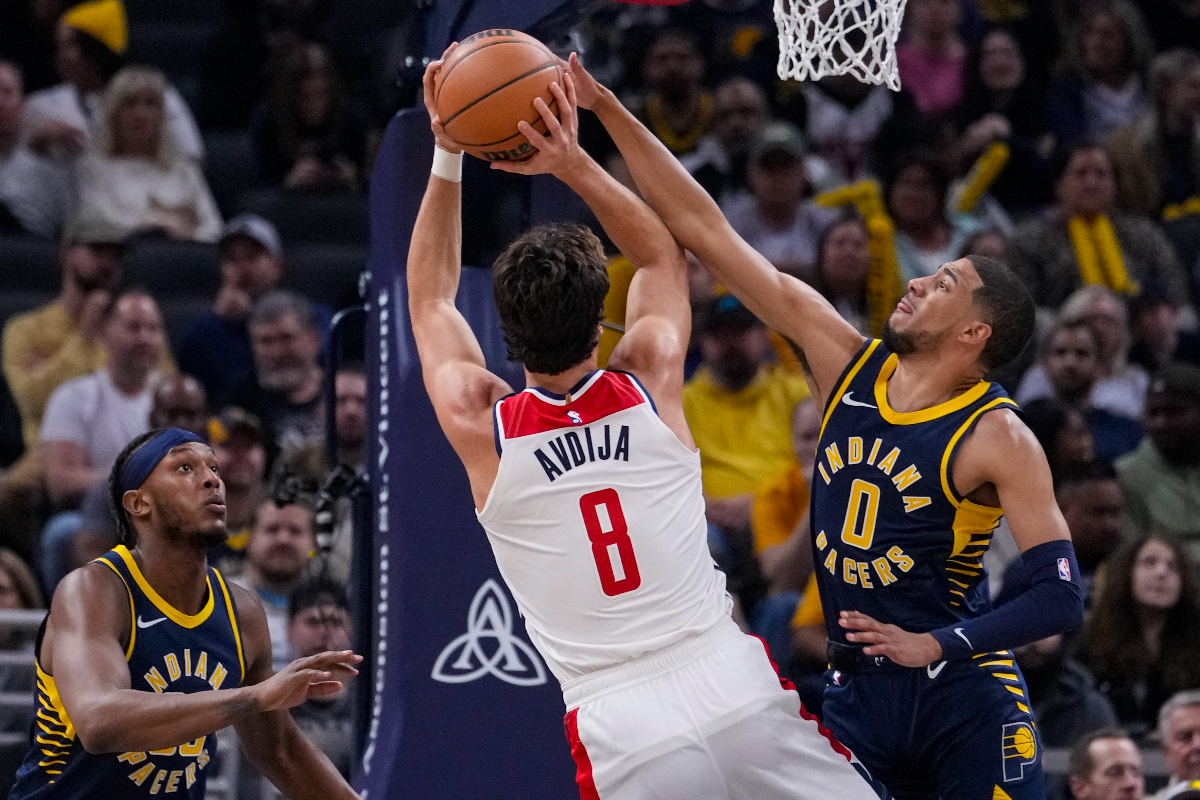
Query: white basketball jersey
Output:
[[477, 370, 731, 684]]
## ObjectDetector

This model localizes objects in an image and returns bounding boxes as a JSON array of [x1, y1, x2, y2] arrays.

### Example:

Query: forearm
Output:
[[244, 712, 358, 800], [931, 540, 1084, 660], [76, 685, 262, 753], [407, 171, 463, 313], [555, 153, 677, 272]]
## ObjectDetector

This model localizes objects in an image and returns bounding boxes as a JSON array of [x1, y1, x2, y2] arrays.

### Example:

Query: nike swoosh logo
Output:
[[137, 615, 168, 629], [955, 627, 972, 648], [927, 661, 947, 679], [841, 392, 877, 409]]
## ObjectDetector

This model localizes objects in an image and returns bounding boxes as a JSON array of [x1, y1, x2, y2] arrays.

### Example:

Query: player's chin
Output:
[[195, 522, 228, 549]]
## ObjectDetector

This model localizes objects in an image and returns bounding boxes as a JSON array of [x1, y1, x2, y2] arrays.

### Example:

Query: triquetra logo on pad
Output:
[[431, 579, 548, 687]]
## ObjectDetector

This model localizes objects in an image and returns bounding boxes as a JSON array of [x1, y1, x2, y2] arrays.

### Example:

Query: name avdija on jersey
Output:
[[816, 435, 929, 588], [534, 424, 630, 482]]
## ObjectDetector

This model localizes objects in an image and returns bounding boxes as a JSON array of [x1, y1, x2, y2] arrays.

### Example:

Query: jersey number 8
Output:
[[579, 489, 642, 596]]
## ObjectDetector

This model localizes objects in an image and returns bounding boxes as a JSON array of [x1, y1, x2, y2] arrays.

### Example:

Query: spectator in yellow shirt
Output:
[[683, 295, 811, 548]]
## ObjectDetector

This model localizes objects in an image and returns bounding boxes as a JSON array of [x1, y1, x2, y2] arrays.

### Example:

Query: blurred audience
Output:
[[179, 215, 290, 407], [631, 28, 711, 157], [39, 288, 165, 507], [1015, 634, 1118, 748], [680, 76, 770, 203], [231, 290, 326, 463], [0, 58, 72, 237], [1080, 534, 1200, 740], [896, 0, 966, 118], [1128, 288, 1200, 375], [332, 365, 365, 472], [1150, 691, 1200, 799], [252, 43, 364, 192], [1022, 396, 1096, 478], [884, 149, 983, 282], [1068, 727, 1145, 800], [1009, 141, 1188, 311], [1047, 0, 1153, 144], [20, 0, 202, 161], [1117, 364, 1200, 554], [0, 548, 42, 735], [75, 66, 221, 242], [811, 211, 872, 334], [1017, 319, 1142, 462], [1109, 49, 1200, 217], [207, 408, 268, 570], [800, 75, 894, 188], [721, 122, 836, 279], [231, 499, 316, 674]]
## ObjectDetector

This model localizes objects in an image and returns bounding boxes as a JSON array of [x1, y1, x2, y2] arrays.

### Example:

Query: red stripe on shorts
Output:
[[747, 633, 855, 763], [563, 708, 602, 800]]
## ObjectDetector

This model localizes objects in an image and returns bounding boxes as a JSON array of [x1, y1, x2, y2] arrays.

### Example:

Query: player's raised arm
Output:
[[491, 75, 693, 443], [408, 52, 513, 503], [45, 564, 360, 755], [563, 54, 864, 403]]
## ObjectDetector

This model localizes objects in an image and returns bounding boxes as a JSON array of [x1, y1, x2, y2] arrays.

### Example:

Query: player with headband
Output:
[[9, 428, 362, 800]]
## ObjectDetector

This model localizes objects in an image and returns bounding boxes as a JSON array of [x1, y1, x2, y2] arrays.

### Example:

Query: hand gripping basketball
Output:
[[422, 43, 463, 155], [489, 75, 581, 177]]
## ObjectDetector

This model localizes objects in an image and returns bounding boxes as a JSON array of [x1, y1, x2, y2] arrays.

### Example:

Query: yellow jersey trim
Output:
[[112, 545, 215, 628], [873, 354, 993, 425], [94, 556, 137, 660], [939, 397, 1018, 509], [819, 339, 882, 441], [212, 569, 246, 682]]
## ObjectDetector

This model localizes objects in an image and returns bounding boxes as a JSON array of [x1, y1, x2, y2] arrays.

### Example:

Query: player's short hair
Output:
[[1067, 726, 1134, 780], [967, 255, 1035, 370], [108, 430, 167, 547], [492, 224, 609, 376], [289, 576, 349, 620]]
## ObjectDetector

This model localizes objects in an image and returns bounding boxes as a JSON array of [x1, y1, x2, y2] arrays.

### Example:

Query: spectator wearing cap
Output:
[[884, 149, 984, 283], [1008, 140, 1188, 311], [683, 295, 810, 544], [720, 122, 838, 280], [206, 407, 268, 569], [1149, 691, 1200, 799], [231, 290, 326, 462], [75, 66, 221, 242], [1109, 49, 1200, 217], [1116, 364, 1200, 555], [1067, 727, 1145, 800], [679, 77, 771, 204], [20, 0, 203, 163], [0, 58, 73, 237], [178, 214, 303, 408]]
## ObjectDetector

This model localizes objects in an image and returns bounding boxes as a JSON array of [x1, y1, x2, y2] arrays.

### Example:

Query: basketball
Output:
[[433, 29, 563, 162]]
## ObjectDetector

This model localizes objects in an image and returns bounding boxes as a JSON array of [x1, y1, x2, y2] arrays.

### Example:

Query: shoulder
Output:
[[48, 561, 132, 637], [962, 405, 1036, 460]]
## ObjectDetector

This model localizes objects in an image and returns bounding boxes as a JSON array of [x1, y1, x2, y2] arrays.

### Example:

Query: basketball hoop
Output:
[[774, 0, 908, 91]]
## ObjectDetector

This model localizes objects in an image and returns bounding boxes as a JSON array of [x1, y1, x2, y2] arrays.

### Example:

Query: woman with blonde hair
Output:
[[75, 65, 221, 241]]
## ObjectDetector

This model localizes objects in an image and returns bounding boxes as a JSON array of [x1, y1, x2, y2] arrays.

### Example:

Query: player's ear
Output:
[[123, 488, 150, 519], [960, 320, 991, 347]]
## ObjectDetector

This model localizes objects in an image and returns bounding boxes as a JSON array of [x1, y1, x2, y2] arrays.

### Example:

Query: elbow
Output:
[[75, 716, 122, 755]]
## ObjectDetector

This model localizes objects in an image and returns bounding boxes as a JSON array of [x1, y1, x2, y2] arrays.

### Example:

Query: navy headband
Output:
[[118, 429, 207, 494]]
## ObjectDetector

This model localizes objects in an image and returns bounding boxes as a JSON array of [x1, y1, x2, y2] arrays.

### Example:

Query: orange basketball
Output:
[[433, 29, 563, 162]]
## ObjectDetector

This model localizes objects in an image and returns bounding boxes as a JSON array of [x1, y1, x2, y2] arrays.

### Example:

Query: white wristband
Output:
[[431, 146, 463, 182]]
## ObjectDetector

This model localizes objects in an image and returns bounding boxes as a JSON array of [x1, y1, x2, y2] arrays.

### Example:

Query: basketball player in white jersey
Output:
[[409, 53, 887, 800]]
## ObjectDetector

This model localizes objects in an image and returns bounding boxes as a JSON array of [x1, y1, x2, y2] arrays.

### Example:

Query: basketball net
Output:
[[774, 0, 908, 90]]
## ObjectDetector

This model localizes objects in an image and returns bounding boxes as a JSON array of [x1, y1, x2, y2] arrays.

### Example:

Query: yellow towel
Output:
[[1068, 215, 1137, 295], [61, 0, 127, 55]]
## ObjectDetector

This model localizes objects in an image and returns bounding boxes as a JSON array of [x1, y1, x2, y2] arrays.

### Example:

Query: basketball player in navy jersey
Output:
[[409, 54, 887, 800], [8, 428, 361, 799], [559, 56, 1085, 800]]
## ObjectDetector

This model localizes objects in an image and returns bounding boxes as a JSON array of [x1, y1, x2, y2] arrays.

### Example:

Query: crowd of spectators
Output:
[[1, 0, 1200, 794]]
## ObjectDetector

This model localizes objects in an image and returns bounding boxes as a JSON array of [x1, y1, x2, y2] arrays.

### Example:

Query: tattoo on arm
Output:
[[218, 693, 259, 722]]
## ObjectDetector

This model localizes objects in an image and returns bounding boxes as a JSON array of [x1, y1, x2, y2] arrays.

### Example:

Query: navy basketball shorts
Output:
[[820, 652, 1043, 800]]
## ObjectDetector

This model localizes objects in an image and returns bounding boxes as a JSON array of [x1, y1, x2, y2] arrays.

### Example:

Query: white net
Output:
[[774, 0, 909, 90]]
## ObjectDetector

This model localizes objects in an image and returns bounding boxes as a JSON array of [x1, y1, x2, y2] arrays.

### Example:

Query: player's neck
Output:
[[130, 539, 210, 616], [888, 350, 986, 412], [526, 359, 599, 399]]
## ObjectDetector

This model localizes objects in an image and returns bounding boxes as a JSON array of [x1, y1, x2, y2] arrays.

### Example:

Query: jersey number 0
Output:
[[579, 489, 642, 596]]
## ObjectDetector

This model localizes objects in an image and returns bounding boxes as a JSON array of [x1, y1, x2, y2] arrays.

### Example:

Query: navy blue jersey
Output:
[[10, 546, 246, 799], [812, 339, 1018, 645]]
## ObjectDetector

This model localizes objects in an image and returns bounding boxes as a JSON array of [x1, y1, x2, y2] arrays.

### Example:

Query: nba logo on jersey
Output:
[[568, 411, 583, 425], [1057, 558, 1071, 581]]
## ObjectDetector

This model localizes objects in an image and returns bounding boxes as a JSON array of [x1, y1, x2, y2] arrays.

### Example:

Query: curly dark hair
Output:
[[1082, 534, 1200, 695], [492, 224, 610, 376], [108, 430, 165, 547]]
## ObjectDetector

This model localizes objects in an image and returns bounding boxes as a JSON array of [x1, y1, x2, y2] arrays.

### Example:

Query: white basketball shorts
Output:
[[560, 618, 888, 800]]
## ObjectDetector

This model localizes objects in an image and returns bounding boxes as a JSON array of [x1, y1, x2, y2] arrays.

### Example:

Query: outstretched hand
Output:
[[839, 611, 943, 668], [563, 52, 605, 110], [489, 73, 583, 177], [422, 43, 462, 154], [253, 650, 362, 713]]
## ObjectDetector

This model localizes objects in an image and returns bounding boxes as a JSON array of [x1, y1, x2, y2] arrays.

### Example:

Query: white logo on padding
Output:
[[431, 579, 547, 687]]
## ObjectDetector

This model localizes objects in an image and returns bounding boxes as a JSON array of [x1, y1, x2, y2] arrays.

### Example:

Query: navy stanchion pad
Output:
[[355, 106, 578, 799]]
